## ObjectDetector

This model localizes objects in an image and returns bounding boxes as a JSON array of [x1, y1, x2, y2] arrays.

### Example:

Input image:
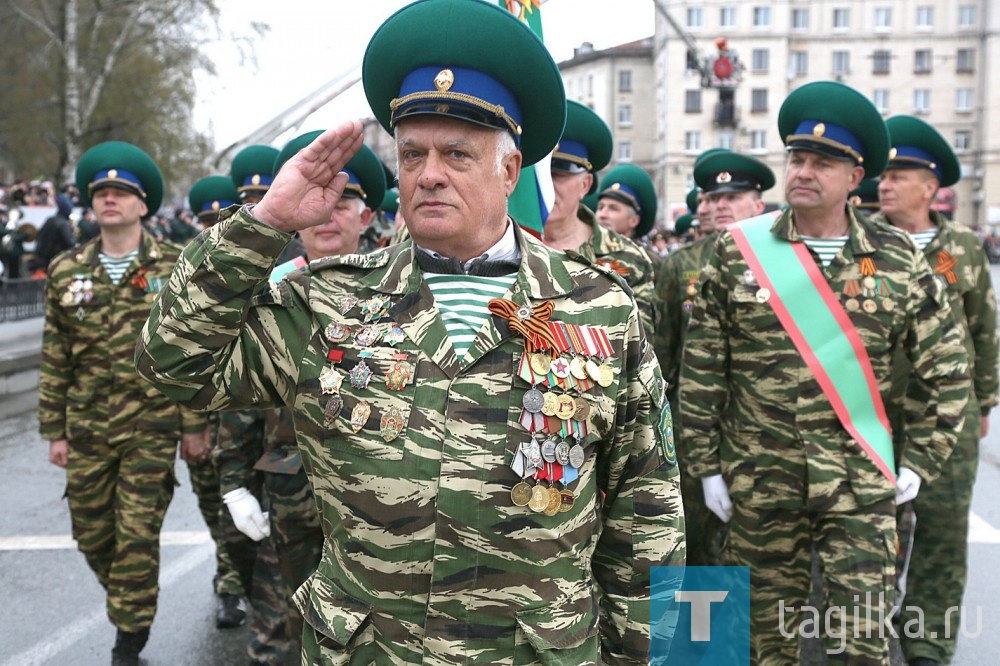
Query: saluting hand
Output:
[[252, 120, 365, 233]]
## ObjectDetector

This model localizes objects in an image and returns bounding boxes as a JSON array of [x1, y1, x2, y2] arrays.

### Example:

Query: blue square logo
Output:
[[651, 566, 750, 665]]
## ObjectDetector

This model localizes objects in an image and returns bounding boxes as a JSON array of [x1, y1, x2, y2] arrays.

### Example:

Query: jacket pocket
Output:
[[295, 572, 373, 664], [514, 586, 600, 665]]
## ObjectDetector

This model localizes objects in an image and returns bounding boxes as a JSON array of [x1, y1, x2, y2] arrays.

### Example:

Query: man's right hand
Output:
[[702, 474, 734, 523], [49, 439, 68, 468], [222, 487, 270, 541]]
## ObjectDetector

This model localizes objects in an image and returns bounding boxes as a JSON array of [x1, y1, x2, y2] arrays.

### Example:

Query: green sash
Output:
[[730, 214, 896, 484]]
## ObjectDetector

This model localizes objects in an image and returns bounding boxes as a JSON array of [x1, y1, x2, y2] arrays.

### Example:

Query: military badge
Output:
[[350, 400, 371, 432], [360, 294, 392, 322], [522, 388, 545, 413], [549, 356, 571, 379], [382, 324, 406, 346], [335, 294, 359, 314], [324, 394, 344, 425], [325, 322, 352, 343], [355, 324, 385, 347], [384, 360, 413, 390], [349, 360, 374, 389], [380, 406, 406, 442], [318, 366, 344, 395], [528, 484, 549, 513]]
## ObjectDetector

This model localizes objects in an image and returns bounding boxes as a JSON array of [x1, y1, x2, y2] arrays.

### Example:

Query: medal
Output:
[[324, 322, 352, 343], [526, 439, 543, 469], [743, 270, 755, 285], [522, 388, 545, 413], [585, 359, 603, 383], [549, 356, 571, 379], [384, 361, 413, 391], [511, 481, 533, 507], [845, 298, 860, 312], [380, 406, 406, 442], [569, 356, 588, 381], [558, 489, 575, 512], [360, 294, 392, 322], [323, 394, 344, 425], [354, 324, 385, 347], [383, 324, 406, 346], [528, 484, 549, 513], [350, 400, 371, 432], [755, 287, 771, 304], [572, 396, 591, 421], [862, 276, 877, 290], [349, 360, 374, 389], [543, 486, 562, 516], [882, 298, 894, 312], [862, 299, 878, 314], [569, 442, 586, 469], [61, 291, 74, 306], [529, 352, 551, 376], [541, 438, 557, 463], [541, 392, 560, 417], [554, 440, 571, 466], [335, 294, 359, 314], [596, 364, 615, 388], [318, 366, 343, 395], [555, 394, 577, 421], [686, 283, 697, 297]]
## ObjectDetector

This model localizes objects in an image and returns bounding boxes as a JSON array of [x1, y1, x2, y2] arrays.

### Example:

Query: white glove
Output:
[[222, 487, 270, 541], [702, 474, 733, 523], [895, 467, 922, 505]]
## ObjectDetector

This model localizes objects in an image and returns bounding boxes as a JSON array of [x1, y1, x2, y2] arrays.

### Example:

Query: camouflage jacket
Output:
[[38, 230, 205, 444], [653, 232, 717, 415], [681, 206, 970, 513], [871, 210, 999, 421], [135, 206, 684, 665], [574, 205, 659, 339]]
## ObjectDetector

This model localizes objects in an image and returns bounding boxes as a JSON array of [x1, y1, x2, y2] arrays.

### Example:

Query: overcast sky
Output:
[[195, 0, 655, 151]]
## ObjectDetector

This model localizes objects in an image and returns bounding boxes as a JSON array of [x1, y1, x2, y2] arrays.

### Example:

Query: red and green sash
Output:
[[730, 213, 896, 485]]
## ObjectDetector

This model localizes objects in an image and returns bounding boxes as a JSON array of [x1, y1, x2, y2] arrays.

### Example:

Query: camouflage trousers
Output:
[[65, 435, 176, 632], [246, 518, 292, 665], [678, 466, 728, 566], [266, 468, 324, 658], [186, 457, 244, 597], [727, 498, 895, 665], [898, 411, 981, 663]]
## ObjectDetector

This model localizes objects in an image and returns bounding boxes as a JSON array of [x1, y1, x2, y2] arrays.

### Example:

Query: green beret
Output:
[[693, 147, 730, 167], [777, 80, 889, 178], [685, 187, 701, 214], [694, 151, 775, 194], [189, 175, 240, 222], [230, 145, 279, 198], [849, 177, 881, 212], [362, 0, 565, 167], [275, 132, 387, 210], [75, 141, 163, 219], [553, 101, 612, 195], [597, 164, 658, 238], [674, 212, 694, 236], [884, 115, 961, 187]]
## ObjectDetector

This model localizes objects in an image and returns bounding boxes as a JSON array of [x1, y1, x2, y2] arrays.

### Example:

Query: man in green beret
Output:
[[680, 81, 970, 663], [654, 149, 774, 569], [231, 144, 280, 205], [594, 163, 658, 242], [541, 100, 659, 337], [38, 141, 210, 666], [870, 115, 997, 666], [135, 0, 684, 663]]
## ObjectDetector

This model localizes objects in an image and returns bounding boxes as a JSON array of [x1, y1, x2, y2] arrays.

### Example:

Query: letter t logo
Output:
[[675, 590, 729, 641]]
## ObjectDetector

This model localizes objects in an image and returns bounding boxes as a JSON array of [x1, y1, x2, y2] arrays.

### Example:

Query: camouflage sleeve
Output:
[[964, 239, 999, 413], [214, 408, 266, 495], [898, 250, 971, 482], [631, 246, 660, 340], [652, 252, 682, 389], [676, 236, 730, 479], [135, 206, 310, 413], [179, 405, 208, 434], [38, 271, 72, 440], [594, 308, 685, 664]]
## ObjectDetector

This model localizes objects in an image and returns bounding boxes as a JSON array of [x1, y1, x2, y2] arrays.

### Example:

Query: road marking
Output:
[[1, 543, 214, 666], [969, 512, 1000, 544], [0, 530, 210, 551]]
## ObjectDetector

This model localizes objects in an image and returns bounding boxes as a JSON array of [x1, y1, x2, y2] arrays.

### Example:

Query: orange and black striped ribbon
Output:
[[935, 250, 958, 285], [488, 298, 558, 356]]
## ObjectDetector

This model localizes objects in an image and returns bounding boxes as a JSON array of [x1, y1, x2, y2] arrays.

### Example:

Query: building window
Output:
[[687, 7, 703, 29], [720, 6, 737, 28], [587, 74, 593, 97], [915, 6, 933, 29], [790, 51, 808, 77], [752, 49, 769, 73], [956, 88, 973, 113], [791, 8, 809, 29], [718, 131, 735, 150], [751, 130, 767, 152], [685, 131, 702, 153], [618, 141, 633, 163], [753, 6, 771, 28], [954, 130, 971, 152], [914, 49, 932, 74], [873, 88, 890, 113], [872, 50, 891, 75], [618, 70, 632, 93], [958, 5, 976, 27], [956, 48, 975, 73], [618, 104, 633, 127], [751, 89, 768, 113], [685, 89, 702, 113], [874, 7, 892, 30], [913, 89, 930, 114], [832, 51, 850, 76], [833, 8, 850, 30]]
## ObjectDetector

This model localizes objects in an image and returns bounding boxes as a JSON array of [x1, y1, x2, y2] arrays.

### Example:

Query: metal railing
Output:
[[0, 277, 46, 322]]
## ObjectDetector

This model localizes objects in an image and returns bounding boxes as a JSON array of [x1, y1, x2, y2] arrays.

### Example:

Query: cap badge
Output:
[[813, 122, 826, 137], [888, 148, 897, 159], [211, 201, 221, 211], [108, 169, 118, 179], [716, 171, 732, 184], [434, 69, 454, 92], [251, 174, 261, 185]]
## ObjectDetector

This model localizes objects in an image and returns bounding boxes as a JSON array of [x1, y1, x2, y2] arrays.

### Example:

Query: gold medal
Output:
[[686, 283, 697, 297], [845, 298, 860, 312], [862, 299, 878, 314], [862, 276, 877, 290], [528, 484, 549, 512], [543, 486, 562, 516], [572, 397, 591, 421], [558, 489, 575, 512], [555, 394, 577, 421], [61, 291, 75, 306], [596, 364, 615, 388], [755, 287, 771, 304], [350, 400, 371, 433], [882, 298, 894, 312], [530, 352, 552, 376], [585, 359, 603, 383], [511, 481, 533, 507], [541, 391, 560, 417], [569, 356, 588, 380], [384, 361, 413, 391]]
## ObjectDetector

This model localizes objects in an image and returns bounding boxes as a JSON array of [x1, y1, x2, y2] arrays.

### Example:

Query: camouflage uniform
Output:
[[653, 232, 726, 567], [38, 231, 206, 633], [681, 207, 970, 665], [873, 210, 999, 663], [136, 207, 685, 665], [574, 205, 659, 339], [358, 212, 396, 253]]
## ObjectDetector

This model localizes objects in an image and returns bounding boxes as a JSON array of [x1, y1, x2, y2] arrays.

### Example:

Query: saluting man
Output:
[[872, 115, 998, 666], [680, 81, 970, 664], [135, 0, 684, 663]]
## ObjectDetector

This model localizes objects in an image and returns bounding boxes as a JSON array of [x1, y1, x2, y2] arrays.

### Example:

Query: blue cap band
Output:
[[240, 174, 274, 190], [787, 120, 865, 164], [552, 138, 592, 171], [889, 144, 943, 180], [198, 198, 237, 216], [600, 182, 642, 215], [89, 168, 146, 198]]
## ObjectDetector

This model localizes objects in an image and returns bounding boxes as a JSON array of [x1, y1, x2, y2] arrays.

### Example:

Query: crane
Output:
[[651, 0, 744, 89]]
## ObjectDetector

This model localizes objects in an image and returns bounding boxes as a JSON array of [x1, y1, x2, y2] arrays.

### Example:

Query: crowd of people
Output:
[[26, 1, 997, 665]]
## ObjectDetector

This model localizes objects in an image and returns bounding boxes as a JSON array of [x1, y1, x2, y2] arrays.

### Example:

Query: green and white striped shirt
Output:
[[99, 250, 138, 285], [801, 236, 848, 269]]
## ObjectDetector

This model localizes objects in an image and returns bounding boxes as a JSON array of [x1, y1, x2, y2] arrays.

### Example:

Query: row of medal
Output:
[[842, 275, 895, 313], [508, 321, 615, 512]]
